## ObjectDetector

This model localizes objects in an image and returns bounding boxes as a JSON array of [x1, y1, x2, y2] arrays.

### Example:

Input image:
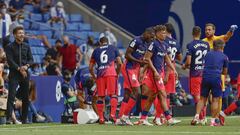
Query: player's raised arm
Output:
[[223, 25, 238, 42]]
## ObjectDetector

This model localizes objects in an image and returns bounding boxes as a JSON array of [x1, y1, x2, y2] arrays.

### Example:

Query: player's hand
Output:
[[20, 68, 27, 78], [21, 65, 28, 71], [163, 76, 168, 85], [181, 64, 186, 70], [229, 25, 238, 32], [174, 70, 178, 79], [139, 59, 148, 66], [154, 71, 160, 81]]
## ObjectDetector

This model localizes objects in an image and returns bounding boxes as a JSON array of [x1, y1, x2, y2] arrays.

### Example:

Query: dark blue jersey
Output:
[[165, 36, 182, 61], [148, 39, 168, 73], [90, 44, 120, 77], [126, 36, 150, 69], [203, 50, 229, 78], [186, 40, 210, 77], [74, 65, 91, 88]]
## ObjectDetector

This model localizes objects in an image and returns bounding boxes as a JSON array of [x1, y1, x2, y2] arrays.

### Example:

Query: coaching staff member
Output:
[[5, 26, 33, 124]]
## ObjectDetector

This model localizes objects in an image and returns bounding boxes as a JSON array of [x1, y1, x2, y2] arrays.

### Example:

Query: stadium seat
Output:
[[76, 39, 85, 46], [70, 14, 82, 22], [79, 23, 91, 31], [24, 5, 34, 13], [39, 31, 53, 39], [66, 23, 79, 31], [30, 22, 40, 30], [28, 39, 42, 46], [23, 21, 30, 30], [39, 23, 52, 30], [48, 39, 56, 46], [43, 13, 50, 22], [88, 32, 100, 39], [30, 14, 43, 22]]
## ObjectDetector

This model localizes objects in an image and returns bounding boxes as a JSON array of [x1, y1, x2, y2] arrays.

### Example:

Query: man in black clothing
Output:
[[5, 26, 33, 124]]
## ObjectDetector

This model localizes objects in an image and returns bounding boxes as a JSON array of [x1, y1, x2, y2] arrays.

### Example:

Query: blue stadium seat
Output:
[[76, 39, 85, 46], [30, 22, 40, 30], [39, 23, 52, 30], [66, 23, 79, 31], [88, 32, 100, 39], [70, 14, 82, 22], [79, 23, 91, 31], [39, 31, 53, 39], [43, 13, 50, 22], [28, 39, 42, 46], [78, 32, 88, 40], [30, 14, 43, 22], [23, 21, 30, 30], [24, 5, 34, 12], [48, 39, 56, 46], [25, 30, 38, 35]]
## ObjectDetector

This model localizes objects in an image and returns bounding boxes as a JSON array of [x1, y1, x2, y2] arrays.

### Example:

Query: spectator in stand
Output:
[[79, 36, 96, 65], [45, 39, 62, 63], [23, 0, 34, 12], [59, 35, 82, 74], [28, 63, 42, 76], [0, 3, 12, 49], [8, 0, 25, 15], [43, 56, 61, 76], [40, 0, 54, 14], [32, 0, 41, 13], [49, 1, 67, 29], [99, 27, 117, 46]]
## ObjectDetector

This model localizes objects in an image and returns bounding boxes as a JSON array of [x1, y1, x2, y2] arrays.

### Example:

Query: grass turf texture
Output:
[[0, 116, 239, 135]]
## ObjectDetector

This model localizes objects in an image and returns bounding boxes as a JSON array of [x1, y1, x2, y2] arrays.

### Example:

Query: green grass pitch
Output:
[[0, 116, 239, 135]]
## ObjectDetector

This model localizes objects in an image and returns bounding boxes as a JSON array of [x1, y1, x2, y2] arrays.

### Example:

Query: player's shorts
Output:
[[96, 76, 118, 96], [142, 69, 165, 93], [201, 76, 222, 98], [189, 76, 202, 96], [121, 63, 140, 91], [165, 72, 176, 94]]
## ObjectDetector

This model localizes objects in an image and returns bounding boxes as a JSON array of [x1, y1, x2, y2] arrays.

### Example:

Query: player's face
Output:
[[14, 29, 25, 43], [143, 32, 155, 43], [205, 26, 215, 38], [156, 30, 166, 41]]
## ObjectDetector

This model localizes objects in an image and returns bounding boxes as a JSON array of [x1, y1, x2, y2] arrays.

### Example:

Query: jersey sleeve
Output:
[[147, 42, 154, 52], [128, 39, 138, 49], [186, 44, 192, 56]]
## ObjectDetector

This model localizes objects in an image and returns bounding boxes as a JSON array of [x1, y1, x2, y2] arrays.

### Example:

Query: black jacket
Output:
[[5, 41, 33, 74]]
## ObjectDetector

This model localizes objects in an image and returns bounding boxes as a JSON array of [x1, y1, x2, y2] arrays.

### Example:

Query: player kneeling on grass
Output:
[[192, 39, 229, 126]]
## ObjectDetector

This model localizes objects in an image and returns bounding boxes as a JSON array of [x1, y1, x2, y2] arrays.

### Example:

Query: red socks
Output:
[[96, 100, 104, 121], [110, 97, 118, 119], [141, 95, 148, 111], [118, 100, 127, 118], [124, 97, 136, 116], [224, 102, 238, 115]]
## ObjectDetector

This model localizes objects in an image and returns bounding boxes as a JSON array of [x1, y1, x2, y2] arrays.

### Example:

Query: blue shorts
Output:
[[201, 77, 222, 97]]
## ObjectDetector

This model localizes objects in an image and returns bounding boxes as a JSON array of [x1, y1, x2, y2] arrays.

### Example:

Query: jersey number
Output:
[[195, 50, 207, 64], [169, 47, 177, 61], [100, 50, 108, 63]]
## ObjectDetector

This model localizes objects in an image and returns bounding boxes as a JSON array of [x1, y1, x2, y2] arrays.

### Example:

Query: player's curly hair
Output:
[[153, 25, 166, 33]]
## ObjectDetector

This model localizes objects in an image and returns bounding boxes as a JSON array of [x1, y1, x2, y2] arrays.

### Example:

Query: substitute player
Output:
[[191, 39, 229, 126], [182, 26, 210, 123], [89, 37, 122, 124], [119, 28, 155, 125], [134, 25, 180, 126]]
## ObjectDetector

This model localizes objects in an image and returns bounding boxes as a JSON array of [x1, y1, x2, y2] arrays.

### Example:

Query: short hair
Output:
[[144, 27, 155, 35], [13, 26, 24, 35], [205, 23, 216, 30], [164, 23, 174, 34], [0, 2, 6, 8], [154, 25, 166, 33], [213, 39, 225, 49], [192, 26, 201, 36], [55, 39, 62, 44], [99, 37, 108, 44]]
